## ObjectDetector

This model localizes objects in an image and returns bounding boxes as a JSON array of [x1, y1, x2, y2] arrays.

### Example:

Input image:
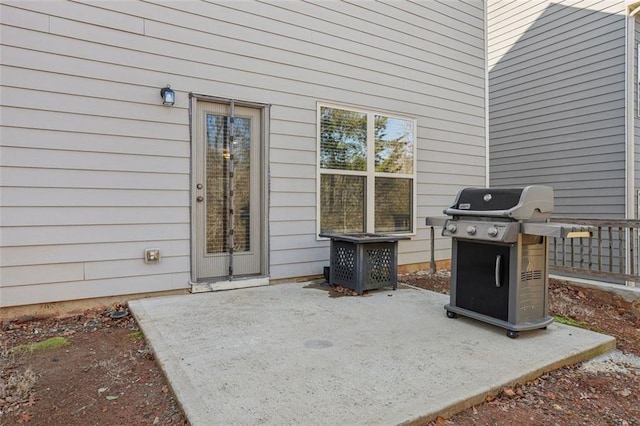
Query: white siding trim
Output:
[[626, 12, 635, 279], [485, 0, 490, 188], [627, 14, 636, 221]]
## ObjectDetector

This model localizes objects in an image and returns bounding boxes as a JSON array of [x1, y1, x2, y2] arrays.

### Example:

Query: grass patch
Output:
[[10, 336, 71, 354], [128, 331, 144, 340], [554, 315, 589, 328]]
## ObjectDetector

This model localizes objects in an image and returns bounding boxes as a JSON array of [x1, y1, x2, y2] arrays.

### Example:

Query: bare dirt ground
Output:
[[1, 272, 639, 425], [1, 307, 186, 425]]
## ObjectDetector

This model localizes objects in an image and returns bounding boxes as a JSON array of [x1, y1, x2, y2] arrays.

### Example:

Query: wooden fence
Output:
[[548, 218, 639, 285]]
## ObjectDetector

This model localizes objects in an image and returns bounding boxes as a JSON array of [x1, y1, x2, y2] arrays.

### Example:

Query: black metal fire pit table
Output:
[[319, 233, 410, 295]]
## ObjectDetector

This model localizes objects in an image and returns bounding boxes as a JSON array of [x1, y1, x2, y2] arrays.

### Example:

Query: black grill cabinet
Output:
[[448, 234, 550, 338]]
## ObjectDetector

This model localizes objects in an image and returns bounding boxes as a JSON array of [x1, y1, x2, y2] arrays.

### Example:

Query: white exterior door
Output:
[[192, 100, 263, 280]]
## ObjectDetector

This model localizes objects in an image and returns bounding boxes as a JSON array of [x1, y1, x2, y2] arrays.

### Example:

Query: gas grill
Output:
[[427, 186, 591, 338]]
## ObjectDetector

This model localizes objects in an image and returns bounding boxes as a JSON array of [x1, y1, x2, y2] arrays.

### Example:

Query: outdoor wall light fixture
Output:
[[160, 85, 175, 106]]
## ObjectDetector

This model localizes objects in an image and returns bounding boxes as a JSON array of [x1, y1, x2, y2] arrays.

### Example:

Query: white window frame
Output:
[[316, 102, 417, 238]]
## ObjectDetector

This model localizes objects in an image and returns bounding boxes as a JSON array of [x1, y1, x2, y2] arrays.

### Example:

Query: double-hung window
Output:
[[317, 103, 417, 235]]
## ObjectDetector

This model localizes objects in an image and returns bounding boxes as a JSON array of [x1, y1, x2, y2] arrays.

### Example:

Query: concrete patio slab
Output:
[[129, 282, 615, 425]]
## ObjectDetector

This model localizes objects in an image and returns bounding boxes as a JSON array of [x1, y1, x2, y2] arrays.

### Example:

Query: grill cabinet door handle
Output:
[[495, 255, 502, 287]]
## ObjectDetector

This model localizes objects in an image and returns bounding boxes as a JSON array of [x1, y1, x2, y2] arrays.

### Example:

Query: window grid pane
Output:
[[320, 174, 365, 233], [320, 106, 367, 171], [374, 177, 412, 233], [374, 116, 414, 174]]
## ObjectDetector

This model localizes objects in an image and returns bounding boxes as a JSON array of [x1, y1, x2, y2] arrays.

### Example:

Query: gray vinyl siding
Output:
[[0, 0, 486, 306], [488, 0, 626, 218]]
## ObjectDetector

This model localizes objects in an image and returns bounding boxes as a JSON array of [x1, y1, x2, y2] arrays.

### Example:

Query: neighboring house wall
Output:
[[488, 0, 627, 218], [0, 1, 486, 307]]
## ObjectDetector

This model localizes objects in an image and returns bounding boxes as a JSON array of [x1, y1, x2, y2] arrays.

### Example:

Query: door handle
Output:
[[495, 255, 502, 287], [196, 196, 204, 202]]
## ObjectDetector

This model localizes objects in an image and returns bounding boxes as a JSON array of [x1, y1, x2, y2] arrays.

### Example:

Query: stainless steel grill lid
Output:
[[430, 185, 591, 243], [443, 185, 554, 221]]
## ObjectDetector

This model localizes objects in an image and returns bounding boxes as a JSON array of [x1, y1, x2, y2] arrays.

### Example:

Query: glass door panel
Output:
[[205, 114, 251, 254]]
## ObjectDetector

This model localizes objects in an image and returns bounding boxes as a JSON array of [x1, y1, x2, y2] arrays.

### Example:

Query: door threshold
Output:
[[190, 276, 270, 293]]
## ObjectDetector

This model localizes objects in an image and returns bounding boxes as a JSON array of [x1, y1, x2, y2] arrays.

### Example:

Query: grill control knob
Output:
[[446, 223, 457, 233], [487, 226, 499, 237], [466, 225, 477, 235]]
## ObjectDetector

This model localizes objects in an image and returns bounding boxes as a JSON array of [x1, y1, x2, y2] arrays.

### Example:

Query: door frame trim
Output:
[[188, 93, 271, 284]]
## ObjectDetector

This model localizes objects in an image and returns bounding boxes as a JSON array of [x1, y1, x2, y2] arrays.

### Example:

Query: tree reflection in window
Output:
[[375, 116, 414, 174], [375, 177, 412, 233], [320, 174, 365, 233], [320, 107, 367, 171]]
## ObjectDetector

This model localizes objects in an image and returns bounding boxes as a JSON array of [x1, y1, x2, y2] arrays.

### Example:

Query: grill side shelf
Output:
[[425, 217, 448, 227], [521, 222, 593, 238]]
